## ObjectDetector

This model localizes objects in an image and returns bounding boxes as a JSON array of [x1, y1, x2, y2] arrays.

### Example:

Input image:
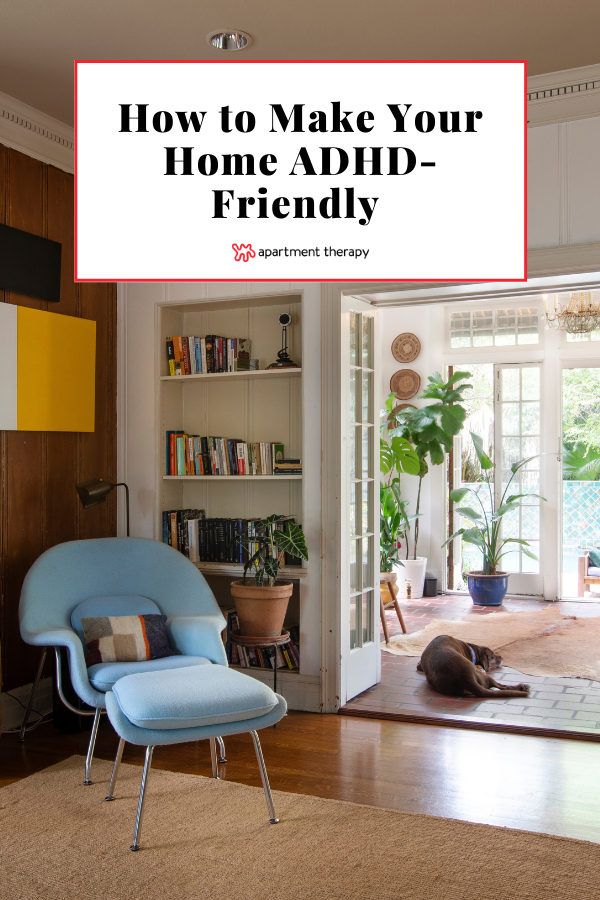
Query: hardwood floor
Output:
[[2, 712, 600, 843]]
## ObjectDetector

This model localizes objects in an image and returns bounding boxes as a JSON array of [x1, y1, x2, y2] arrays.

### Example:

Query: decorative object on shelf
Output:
[[267, 313, 300, 369], [391, 332, 421, 363], [445, 431, 544, 607], [390, 368, 421, 400], [76, 477, 130, 536], [544, 291, 600, 334], [389, 372, 472, 598], [230, 515, 308, 639]]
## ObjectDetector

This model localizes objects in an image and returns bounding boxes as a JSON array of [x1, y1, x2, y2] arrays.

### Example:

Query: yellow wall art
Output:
[[0, 304, 96, 432]]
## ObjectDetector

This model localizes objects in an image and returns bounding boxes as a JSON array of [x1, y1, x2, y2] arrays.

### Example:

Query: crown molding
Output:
[[0, 90, 73, 173], [528, 63, 600, 126]]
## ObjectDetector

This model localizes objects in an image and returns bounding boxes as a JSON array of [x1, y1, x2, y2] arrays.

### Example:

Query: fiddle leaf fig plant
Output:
[[242, 514, 308, 586], [390, 371, 472, 559], [444, 431, 545, 575]]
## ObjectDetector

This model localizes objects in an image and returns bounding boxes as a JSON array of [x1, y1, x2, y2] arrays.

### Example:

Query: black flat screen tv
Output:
[[0, 223, 61, 301]]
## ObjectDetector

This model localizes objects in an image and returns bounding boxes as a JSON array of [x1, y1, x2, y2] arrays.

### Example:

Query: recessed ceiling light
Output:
[[208, 31, 252, 51]]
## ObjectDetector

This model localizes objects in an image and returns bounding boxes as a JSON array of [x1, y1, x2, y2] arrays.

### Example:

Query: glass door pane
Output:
[[448, 363, 494, 590], [349, 311, 375, 650], [561, 366, 600, 598], [497, 364, 541, 577], [341, 299, 380, 703], [447, 362, 543, 596]]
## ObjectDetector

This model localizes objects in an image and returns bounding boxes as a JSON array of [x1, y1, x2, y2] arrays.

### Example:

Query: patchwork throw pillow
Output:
[[589, 549, 600, 568], [81, 614, 175, 666]]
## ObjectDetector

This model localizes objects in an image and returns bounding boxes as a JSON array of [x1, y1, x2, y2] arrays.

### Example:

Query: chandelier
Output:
[[544, 291, 600, 334]]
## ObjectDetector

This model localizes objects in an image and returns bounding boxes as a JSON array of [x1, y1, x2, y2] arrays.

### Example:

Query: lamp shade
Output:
[[75, 478, 114, 508]]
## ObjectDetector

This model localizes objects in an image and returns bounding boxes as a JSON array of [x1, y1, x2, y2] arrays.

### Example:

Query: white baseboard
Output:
[[1, 677, 53, 733]]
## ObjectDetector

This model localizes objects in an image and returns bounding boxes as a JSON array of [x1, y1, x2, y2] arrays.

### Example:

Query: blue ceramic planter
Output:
[[467, 572, 509, 607]]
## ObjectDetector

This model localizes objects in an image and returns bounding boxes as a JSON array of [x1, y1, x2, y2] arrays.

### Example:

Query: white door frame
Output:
[[320, 272, 600, 712]]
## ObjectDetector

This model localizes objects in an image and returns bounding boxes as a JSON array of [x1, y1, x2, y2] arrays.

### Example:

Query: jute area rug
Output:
[[1, 757, 599, 900], [383, 607, 600, 681]]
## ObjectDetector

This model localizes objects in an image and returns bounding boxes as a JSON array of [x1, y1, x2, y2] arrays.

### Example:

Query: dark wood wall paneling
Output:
[[0, 144, 117, 691]]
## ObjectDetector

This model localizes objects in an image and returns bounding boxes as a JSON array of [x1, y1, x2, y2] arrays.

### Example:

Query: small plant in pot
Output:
[[230, 515, 308, 639], [445, 432, 544, 606]]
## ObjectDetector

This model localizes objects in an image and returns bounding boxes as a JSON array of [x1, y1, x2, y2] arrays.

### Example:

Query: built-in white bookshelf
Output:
[[156, 292, 309, 686]]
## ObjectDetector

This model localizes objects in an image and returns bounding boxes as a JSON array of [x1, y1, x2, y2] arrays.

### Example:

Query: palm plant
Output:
[[390, 371, 472, 559], [445, 432, 544, 575]]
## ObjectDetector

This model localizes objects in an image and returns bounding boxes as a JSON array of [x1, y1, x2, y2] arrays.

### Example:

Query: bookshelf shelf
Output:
[[162, 474, 302, 481], [160, 368, 302, 383], [196, 561, 307, 579]]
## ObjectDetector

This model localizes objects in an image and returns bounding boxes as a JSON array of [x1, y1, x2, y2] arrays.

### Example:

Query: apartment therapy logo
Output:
[[118, 101, 483, 227]]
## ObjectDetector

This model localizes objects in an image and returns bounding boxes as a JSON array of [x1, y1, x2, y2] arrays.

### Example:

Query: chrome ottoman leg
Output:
[[209, 737, 220, 778], [105, 738, 125, 801], [131, 745, 154, 851], [216, 735, 227, 763], [250, 730, 279, 825]]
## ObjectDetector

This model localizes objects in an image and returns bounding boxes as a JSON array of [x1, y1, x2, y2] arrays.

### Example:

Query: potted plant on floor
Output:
[[445, 432, 544, 606], [230, 515, 309, 638], [390, 371, 471, 598]]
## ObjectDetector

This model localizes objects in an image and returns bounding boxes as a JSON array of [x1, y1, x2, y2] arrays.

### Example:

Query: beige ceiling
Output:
[[1, 0, 599, 125]]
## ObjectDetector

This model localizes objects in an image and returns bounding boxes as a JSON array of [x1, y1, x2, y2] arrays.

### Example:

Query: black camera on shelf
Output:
[[268, 313, 299, 369]]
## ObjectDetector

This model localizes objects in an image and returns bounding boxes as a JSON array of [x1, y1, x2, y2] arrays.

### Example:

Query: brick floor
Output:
[[341, 593, 600, 739]]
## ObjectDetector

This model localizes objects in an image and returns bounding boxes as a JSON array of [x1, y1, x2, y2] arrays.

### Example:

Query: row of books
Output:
[[162, 510, 304, 567], [166, 335, 252, 375], [224, 611, 300, 671], [166, 432, 289, 477]]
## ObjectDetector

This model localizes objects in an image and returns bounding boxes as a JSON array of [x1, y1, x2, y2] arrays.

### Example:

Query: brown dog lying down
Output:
[[417, 635, 530, 698]]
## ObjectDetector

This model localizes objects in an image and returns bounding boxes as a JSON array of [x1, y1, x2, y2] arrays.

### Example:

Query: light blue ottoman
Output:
[[104, 664, 287, 850]]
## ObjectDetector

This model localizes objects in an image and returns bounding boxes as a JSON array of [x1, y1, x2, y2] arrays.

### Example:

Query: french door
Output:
[[494, 363, 543, 595], [340, 297, 380, 702], [449, 361, 543, 596]]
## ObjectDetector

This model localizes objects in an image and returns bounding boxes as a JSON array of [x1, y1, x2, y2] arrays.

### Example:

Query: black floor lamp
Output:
[[76, 478, 130, 536]]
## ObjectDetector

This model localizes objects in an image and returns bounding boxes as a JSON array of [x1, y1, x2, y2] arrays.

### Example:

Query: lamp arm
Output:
[[113, 482, 130, 537]]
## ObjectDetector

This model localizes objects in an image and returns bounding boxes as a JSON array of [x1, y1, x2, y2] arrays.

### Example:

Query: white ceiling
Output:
[[1, 0, 600, 125]]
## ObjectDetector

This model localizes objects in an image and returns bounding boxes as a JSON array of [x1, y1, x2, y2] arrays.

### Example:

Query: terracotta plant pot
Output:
[[230, 580, 293, 638]]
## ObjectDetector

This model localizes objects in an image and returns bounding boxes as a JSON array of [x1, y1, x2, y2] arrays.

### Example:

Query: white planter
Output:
[[400, 557, 427, 599]]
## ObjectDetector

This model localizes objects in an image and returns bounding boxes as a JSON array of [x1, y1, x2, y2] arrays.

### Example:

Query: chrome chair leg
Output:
[[19, 648, 48, 741], [105, 738, 125, 801], [131, 746, 154, 851], [209, 737, 220, 778], [84, 707, 102, 785], [250, 730, 279, 824], [216, 735, 227, 763]]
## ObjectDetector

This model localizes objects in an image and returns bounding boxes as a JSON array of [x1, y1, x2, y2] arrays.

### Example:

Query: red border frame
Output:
[[74, 59, 528, 284]]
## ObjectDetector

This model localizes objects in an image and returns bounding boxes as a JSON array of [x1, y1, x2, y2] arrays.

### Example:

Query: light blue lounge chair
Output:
[[19, 537, 229, 784]]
